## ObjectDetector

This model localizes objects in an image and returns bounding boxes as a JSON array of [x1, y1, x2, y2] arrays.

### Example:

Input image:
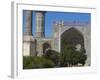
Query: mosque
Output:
[[23, 10, 90, 66]]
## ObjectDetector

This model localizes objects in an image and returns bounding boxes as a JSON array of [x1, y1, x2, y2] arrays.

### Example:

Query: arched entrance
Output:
[[61, 27, 84, 52], [43, 42, 51, 54], [60, 27, 86, 66]]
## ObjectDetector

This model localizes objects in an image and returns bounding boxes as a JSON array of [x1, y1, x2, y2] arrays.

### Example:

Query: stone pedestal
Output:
[[23, 36, 36, 56]]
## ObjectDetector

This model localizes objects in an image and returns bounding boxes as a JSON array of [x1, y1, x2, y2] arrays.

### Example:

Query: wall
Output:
[[23, 35, 36, 56], [36, 38, 53, 56], [0, 0, 100, 80]]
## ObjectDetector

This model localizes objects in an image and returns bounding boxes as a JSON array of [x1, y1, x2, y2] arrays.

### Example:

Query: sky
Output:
[[23, 11, 91, 37]]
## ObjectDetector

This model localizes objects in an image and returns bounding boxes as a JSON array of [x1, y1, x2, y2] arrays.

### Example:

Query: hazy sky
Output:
[[23, 11, 91, 37]]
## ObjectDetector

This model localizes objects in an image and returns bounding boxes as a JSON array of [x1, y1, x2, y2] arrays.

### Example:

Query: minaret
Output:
[[24, 10, 32, 35], [23, 10, 36, 56], [35, 11, 45, 37]]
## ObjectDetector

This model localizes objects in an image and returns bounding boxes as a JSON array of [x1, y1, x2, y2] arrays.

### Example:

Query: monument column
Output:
[[24, 10, 32, 35], [35, 11, 45, 37]]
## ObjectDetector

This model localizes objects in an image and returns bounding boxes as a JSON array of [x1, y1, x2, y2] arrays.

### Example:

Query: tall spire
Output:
[[24, 10, 32, 35], [35, 11, 45, 37]]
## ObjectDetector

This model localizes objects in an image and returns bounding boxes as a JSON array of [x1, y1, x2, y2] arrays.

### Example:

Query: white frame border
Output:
[[11, 1, 97, 79]]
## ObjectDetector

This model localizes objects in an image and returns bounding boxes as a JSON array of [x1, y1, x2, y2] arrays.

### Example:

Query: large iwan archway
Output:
[[61, 27, 84, 52]]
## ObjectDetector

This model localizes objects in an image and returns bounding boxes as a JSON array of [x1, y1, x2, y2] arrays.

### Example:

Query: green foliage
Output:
[[23, 56, 55, 69], [23, 37, 87, 69], [60, 27, 87, 67], [44, 50, 60, 66], [60, 44, 75, 67], [77, 51, 87, 65], [60, 43, 87, 67]]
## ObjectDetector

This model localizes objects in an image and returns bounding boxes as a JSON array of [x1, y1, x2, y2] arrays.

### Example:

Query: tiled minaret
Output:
[[24, 10, 32, 35], [35, 11, 45, 37], [23, 10, 36, 56]]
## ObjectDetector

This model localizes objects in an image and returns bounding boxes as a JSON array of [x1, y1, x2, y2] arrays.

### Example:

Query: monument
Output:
[[23, 10, 90, 66]]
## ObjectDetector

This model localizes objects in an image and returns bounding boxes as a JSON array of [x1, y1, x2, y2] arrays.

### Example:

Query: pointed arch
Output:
[[61, 27, 84, 51], [42, 42, 51, 54]]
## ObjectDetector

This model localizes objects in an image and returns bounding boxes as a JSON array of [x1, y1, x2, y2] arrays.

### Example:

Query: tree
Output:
[[60, 44, 76, 67], [23, 56, 55, 69], [60, 43, 87, 67], [44, 49, 60, 66]]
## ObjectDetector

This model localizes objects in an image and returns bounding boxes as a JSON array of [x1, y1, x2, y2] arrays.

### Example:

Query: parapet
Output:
[[53, 20, 90, 27]]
